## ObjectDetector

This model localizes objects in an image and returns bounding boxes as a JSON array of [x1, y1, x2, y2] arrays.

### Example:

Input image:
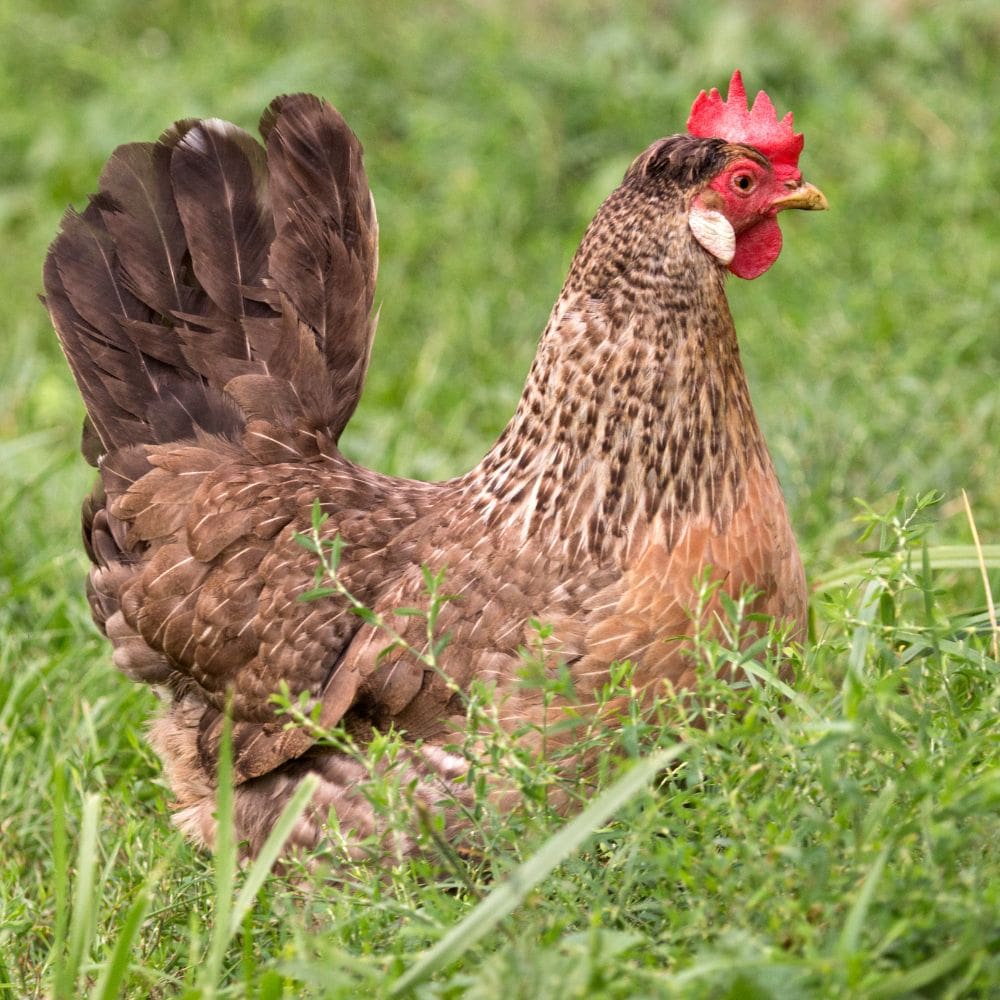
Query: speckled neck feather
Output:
[[472, 136, 770, 560]]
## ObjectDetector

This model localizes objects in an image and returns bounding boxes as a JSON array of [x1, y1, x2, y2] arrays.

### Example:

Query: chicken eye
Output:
[[732, 172, 756, 194]]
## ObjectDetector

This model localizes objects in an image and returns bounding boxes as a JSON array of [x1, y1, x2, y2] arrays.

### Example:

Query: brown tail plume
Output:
[[43, 94, 379, 463]]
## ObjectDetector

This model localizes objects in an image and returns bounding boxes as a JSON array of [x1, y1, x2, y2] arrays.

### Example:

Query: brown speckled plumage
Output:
[[44, 92, 817, 861]]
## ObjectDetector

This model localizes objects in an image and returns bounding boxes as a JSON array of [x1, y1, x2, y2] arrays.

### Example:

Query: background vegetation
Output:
[[0, 0, 997, 995]]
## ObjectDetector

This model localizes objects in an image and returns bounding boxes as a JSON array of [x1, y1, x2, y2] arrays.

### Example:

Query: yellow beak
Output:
[[773, 181, 829, 212]]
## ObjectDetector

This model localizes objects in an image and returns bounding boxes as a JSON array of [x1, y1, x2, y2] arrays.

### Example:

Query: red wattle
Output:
[[729, 216, 783, 280]]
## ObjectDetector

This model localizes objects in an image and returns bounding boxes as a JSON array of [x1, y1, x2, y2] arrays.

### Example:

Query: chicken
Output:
[[44, 71, 826, 860]]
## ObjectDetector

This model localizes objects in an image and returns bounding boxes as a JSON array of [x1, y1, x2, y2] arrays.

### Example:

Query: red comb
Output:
[[687, 70, 804, 176]]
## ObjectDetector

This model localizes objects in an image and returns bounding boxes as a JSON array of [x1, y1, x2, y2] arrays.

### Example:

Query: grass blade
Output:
[[91, 849, 177, 1000], [738, 659, 819, 719], [812, 544, 1000, 593], [54, 793, 101, 999], [228, 773, 320, 937], [390, 744, 684, 995], [961, 490, 999, 659], [50, 759, 69, 991], [838, 843, 891, 958], [868, 937, 979, 999], [199, 715, 235, 997], [197, 719, 319, 995]]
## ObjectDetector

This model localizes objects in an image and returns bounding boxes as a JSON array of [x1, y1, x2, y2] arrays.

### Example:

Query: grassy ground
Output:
[[1, 0, 998, 995]]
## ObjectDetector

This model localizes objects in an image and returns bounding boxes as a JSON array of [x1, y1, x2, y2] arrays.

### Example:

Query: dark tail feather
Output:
[[44, 198, 244, 463], [93, 141, 193, 319], [261, 93, 379, 438], [44, 94, 379, 460], [45, 202, 174, 458], [169, 119, 275, 322]]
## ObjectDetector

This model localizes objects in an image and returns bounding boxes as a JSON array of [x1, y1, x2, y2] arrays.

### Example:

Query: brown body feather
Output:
[[45, 98, 806, 860]]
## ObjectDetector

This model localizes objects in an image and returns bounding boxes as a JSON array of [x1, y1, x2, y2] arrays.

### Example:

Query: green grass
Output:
[[1, 0, 999, 995]]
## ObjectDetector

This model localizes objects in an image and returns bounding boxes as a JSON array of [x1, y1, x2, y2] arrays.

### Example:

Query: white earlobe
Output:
[[688, 207, 736, 265]]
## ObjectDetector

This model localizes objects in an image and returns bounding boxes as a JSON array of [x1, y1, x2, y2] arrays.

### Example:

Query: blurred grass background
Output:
[[0, 0, 998, 993], [3, 0, 998, 569]]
